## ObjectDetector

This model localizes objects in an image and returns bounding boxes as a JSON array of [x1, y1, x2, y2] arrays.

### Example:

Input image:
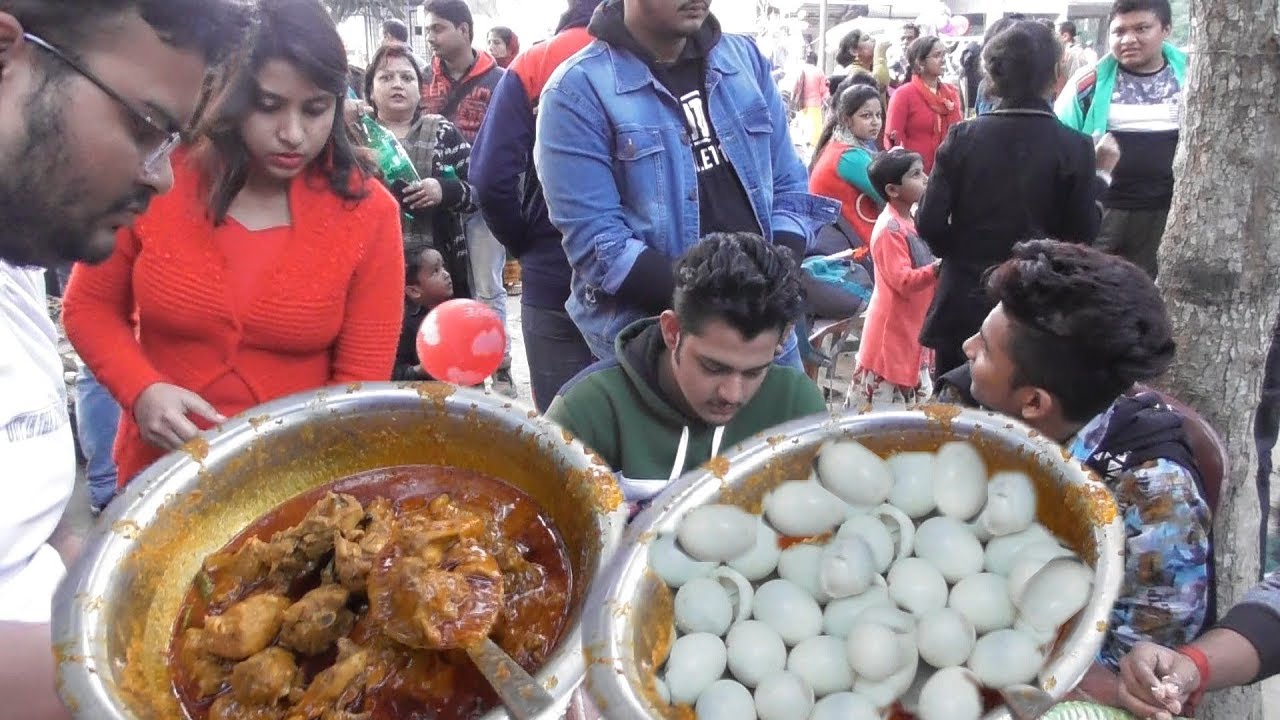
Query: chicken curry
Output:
[[170, 465, 572, 720]]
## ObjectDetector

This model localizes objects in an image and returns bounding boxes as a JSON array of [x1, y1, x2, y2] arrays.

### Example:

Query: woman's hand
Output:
[[133, 383, 226, 451], [403, 178, 444, 210], [343, 97, 373, 127], [1095, 132, 1121, 173], [1118, 641, 1200, 720]]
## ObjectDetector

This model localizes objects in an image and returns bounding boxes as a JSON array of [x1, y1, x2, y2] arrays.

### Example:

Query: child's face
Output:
[[408, 249, 453, 306], [846, 98, 883, 142], [889, 160, 928, 205]]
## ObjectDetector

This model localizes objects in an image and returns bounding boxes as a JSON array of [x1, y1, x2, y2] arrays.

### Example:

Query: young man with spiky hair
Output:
[[547, 232, 826, 506]]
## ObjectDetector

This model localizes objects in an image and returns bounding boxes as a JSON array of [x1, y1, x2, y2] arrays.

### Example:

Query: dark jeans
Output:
[[522, 304, 596, 413], [1096, 206, 1170, 279]]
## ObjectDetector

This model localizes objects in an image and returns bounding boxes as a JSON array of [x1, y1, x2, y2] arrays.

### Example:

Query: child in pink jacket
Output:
[[852, 149, 941, 407]]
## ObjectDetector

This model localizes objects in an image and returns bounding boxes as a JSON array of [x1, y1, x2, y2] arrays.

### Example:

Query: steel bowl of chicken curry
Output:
[[51, 383, 627, 720]]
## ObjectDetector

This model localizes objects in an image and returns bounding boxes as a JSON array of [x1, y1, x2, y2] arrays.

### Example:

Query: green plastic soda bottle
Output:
[[359, 114, 420, 223]]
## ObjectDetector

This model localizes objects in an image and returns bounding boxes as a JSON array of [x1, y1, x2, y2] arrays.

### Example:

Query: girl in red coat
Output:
[[852, 150, 941, 408], [884, 36, 963, 172], [63, 0, 405, 487]]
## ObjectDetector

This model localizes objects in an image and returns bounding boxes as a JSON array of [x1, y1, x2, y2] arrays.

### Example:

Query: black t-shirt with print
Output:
[[1106, 63, 1182, 210], [649, 43, 762, 237]]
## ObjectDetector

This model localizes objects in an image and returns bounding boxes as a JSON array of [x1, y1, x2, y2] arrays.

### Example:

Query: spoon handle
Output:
[[465, 637, 557, 720]]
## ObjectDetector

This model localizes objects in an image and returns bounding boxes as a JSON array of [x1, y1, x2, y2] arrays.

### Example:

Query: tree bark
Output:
[[1157, 0, 1280, 718]]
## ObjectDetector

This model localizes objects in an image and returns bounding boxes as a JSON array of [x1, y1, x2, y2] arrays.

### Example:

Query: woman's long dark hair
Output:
[[905, 35, 943, 82], [810, 83, 881, 172], [982, 20, 1063, 104], [364, 43, 426, 123], [835, 29, 871, 68], [196, 0, 371, 223]]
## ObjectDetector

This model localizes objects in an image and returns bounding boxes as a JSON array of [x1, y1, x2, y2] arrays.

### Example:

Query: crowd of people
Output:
[[2, 0, 1277, 718]]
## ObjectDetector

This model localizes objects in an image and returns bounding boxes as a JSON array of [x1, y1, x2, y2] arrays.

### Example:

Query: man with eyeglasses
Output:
[[0, 2, 249, 716], [1056, 0, 1186, 279]]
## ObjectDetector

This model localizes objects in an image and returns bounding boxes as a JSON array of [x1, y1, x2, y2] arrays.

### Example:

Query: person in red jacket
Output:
[[62, 0, 404, 487], [884, 35, 963, 172]]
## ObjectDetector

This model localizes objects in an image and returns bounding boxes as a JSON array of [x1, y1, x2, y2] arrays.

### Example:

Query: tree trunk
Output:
[[1157, 0, 1280, 718]]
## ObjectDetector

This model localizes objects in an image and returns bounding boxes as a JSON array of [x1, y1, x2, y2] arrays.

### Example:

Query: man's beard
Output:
[[0, 83, 117, 269]]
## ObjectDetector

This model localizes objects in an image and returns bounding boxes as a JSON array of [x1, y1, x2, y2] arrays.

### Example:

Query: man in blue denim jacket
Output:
[[534, 0, 839, 362]]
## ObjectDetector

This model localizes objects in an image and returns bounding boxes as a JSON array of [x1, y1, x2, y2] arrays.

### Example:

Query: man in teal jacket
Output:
[[1055, 0, 1187, 278], [546, 233, 827, 505]]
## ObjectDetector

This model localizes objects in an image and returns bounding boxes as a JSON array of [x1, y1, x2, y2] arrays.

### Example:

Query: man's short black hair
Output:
[[1110, 0, 1173, 27], [1059, 20, 1078, 38], [3, 0, 253, 65], [424, 0, 474, 39], [673, 233, 804, 341], [985, 240, 1176, 422], [382, 18, 409, 42], [867, 149, 923, 201]]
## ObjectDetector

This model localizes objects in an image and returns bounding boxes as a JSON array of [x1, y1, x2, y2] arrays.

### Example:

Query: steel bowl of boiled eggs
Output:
[[581, 406, 1125, 720]]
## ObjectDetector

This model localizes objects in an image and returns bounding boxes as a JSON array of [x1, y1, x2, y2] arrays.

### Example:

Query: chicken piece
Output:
[[279, 584, 355, 655], [334, 498, 394, 593], [209, 693, 286, 720], [263, 494, 366, 584], [230, 647, 300, 706], [204, 593, 292, 660], [177, 628, 231, 698], [285, 640, 391, 720], [365, 496, 504, 650], [368, 534, 504, 650], [204, 494, 366, 605]]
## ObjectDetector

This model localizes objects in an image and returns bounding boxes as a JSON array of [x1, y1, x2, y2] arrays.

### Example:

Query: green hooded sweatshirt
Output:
[[1055, 42, 1188, 136], [545, 318, 828, 499]]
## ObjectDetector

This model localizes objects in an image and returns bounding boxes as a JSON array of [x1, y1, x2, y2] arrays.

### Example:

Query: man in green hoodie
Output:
[[1055, 0, 1187, 279], [546, 232, 827, 505]]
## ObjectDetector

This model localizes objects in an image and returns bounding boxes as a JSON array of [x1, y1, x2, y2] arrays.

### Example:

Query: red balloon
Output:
[[415, 299, 506, 386]]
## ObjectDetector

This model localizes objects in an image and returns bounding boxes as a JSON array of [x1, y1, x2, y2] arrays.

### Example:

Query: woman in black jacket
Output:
[[918, 20, 1118, 374]]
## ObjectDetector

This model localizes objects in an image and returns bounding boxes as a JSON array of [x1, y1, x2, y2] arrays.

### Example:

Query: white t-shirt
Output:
[[0, 261, 75, 623]]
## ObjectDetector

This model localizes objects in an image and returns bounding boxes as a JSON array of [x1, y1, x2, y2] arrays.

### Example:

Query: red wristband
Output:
[[1176, 644, 1211, 712]]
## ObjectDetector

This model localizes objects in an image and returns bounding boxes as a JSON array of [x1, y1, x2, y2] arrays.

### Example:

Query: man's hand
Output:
[[1118, 641, 1200, 720], [403, 178, 444, 210], [133, 383, 226, 451], [1095, 132, 1121, 173]]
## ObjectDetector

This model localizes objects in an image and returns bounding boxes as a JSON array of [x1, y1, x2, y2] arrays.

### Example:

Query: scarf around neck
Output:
[[911, 74, 956, 134]]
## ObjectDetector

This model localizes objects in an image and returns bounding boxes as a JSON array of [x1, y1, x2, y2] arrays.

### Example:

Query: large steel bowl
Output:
[[583, 407, 1125, 720], [52, 383, 627, 720]]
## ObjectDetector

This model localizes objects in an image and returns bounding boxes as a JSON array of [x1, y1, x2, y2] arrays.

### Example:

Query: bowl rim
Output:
[[52, 382, 628, 720], [581, 406, 1126, 720]]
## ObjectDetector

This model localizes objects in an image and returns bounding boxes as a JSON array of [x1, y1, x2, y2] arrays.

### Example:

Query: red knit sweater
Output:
[[62, 156, 405, 486]]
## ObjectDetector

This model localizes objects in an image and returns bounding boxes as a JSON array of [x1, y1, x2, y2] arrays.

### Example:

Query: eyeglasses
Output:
[[23, 32, 183, 176]]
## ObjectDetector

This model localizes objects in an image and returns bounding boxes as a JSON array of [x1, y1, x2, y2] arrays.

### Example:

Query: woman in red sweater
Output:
[[62, 0, 404, 487], [884, 36, 963, 172]]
